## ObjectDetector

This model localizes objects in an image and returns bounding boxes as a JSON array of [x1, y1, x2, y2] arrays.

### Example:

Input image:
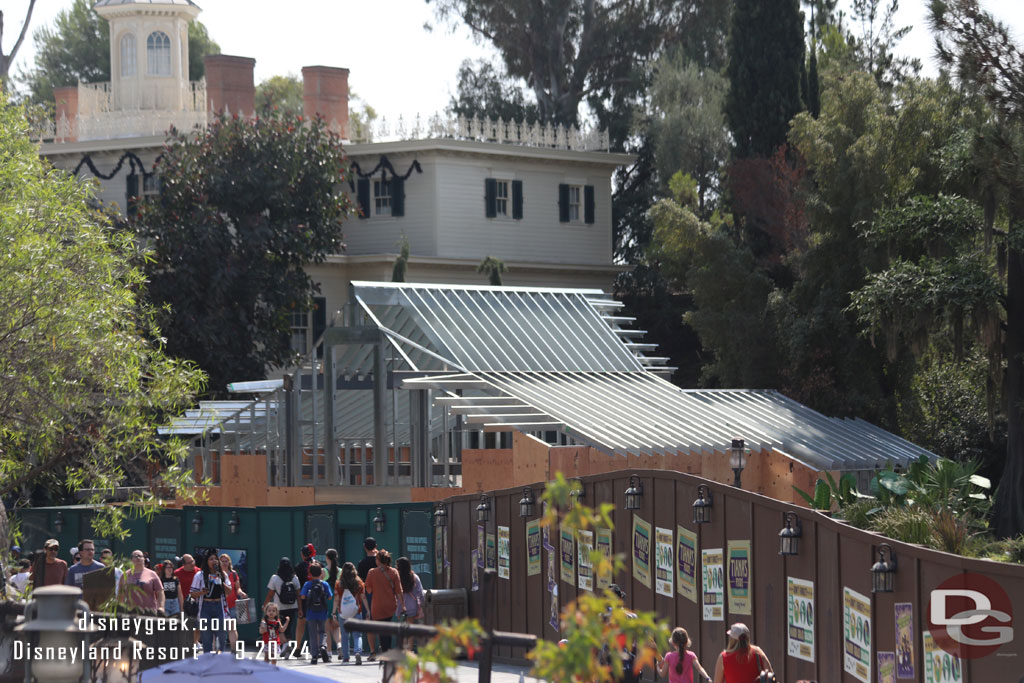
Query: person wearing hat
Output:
[[10, 545, 21, 561], [713, 623, 772, 683], [294, 543, 316, 653], [36, 539, 68, 587]]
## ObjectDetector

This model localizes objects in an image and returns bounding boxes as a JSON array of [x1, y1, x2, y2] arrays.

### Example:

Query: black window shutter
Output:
[[312, 296, 327, 358], [357, 178, 370, 219], [485, 178, 497, 218], [391, 176, 405, 217], [126, 173, 139, 217], [512, 180, 523, 219], [584, 185, 595, 224], [558, 183, 570, 223]]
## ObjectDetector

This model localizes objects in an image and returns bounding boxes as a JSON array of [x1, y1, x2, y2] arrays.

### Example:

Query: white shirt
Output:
[[9, 571, 30, 598], [266, 574, 300, 609]]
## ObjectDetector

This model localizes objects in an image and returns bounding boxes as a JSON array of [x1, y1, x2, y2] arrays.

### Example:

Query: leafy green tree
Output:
[[725, 0, 805, 158], [136, 113, 353, 396], [255, 74, 303, 117], [18, 0, 218, 106], [0, 98, 204, 551], [476, 255, 506, 286], [0, 0, 36, 93], [447, 59, 539, 123], [392, 236, 410, 283], [848, 0, 919, 91]]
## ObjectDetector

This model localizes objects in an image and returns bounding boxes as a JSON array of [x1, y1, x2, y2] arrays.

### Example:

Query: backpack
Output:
[[278, 577, 297, 604], [339, 588, 359, 619], [307, 580, 328, 612]]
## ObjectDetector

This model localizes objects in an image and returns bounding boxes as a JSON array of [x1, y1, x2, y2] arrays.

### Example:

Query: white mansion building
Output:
[[34, 0, 632, 356]]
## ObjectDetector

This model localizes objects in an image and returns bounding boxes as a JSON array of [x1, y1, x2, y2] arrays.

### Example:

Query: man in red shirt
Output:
[[174, 554, 200, 644], [40, 539, 68, 586]]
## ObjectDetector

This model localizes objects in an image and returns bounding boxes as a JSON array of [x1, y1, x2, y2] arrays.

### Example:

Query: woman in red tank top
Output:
[[713, 623, 772, 683]]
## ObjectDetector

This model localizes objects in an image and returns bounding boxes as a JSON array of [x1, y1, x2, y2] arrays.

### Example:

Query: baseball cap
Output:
[[10, 545, 20, 553], [727, 623, 750, 639], [44, 539, 60, 549]]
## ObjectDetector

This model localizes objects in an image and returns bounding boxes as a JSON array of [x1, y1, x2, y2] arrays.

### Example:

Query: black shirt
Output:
[[205, 571, 224, 600], [356, 554, 376, 582], [162, 577, 179, 600], [296, 560, 310, 586]]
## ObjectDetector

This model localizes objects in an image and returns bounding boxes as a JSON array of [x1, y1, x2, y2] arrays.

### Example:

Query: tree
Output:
[[848, 0, 920, 91], [255, 74, 303, 117], [447, 59, 539, 123], [0, 97, 203, 557], [0, 0, 36, 93], [136, 113, 354, 396], [392, 236, 410, 283], [477, 255, 506, 286], [725, 0, 805, 159], [18, 0, 218, 106]]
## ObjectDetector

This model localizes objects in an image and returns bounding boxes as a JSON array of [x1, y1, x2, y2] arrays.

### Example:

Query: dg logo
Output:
[[929, 572, 1014, 659]]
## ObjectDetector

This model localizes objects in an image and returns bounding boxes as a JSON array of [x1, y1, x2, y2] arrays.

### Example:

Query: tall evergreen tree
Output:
[[725, 0, 805, 158], [807, 46, 821, 118]]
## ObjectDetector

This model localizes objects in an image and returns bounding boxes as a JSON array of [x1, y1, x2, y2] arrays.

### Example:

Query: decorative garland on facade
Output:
[[72, 151, 152, 180], [348, 155, 423, 190]]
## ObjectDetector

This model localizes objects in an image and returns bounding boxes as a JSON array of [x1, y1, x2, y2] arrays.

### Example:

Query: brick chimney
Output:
[[54, 86, 78, 142], [301, 66, 349, 137], [204, 55, 256, 116]]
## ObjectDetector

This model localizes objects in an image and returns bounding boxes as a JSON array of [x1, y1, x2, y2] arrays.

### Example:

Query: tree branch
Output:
[[8, 0, 36, 64]]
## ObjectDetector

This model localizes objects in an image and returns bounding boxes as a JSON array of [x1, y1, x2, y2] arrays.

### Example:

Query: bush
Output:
[[870, 507, 934, 546]]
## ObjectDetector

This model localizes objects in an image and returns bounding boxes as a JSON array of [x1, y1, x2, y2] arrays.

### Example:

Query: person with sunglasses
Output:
[[36, 539, 68, 586], [120, 549, 164, 613]]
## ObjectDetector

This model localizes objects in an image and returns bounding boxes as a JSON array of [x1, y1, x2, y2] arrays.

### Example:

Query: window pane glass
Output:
[[147, 31, 171, 76], [374, 179, 391, 216], [120, 34, 136, 77]]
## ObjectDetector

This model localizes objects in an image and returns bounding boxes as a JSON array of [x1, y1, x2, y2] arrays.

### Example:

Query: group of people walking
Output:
[[260, 536, 424, 665], [655, 622, 773, 683]]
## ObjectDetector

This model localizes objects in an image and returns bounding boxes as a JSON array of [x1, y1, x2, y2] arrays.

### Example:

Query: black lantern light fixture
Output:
[[373, 508, 386, 533], [569, 479, 585, 507], [433, 504, 447, 528], [53, 511, 64, 534], [228, 510, 240, 535], [519, 487, 535, 518], [692, 484, 713, 524], [778, 511, 802, 556], [191, 510, 202, 534], [624, 475, 644, 510], [871, 543, 898, 593], [476, 495, 491, 523], [730, 437, 747, 488]]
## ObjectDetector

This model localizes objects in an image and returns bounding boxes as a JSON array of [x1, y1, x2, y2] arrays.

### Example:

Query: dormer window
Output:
[[120, 33, 136, 77], [146, 31, 171, 76]]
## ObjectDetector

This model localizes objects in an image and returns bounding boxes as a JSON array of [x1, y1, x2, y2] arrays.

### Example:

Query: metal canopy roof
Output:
[[404, 370, 936, 470]]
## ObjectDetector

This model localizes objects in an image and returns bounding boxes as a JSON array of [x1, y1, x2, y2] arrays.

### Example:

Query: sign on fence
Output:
[[787, 576, 815, 662]]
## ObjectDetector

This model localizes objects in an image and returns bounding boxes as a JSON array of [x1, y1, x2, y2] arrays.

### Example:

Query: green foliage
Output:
[[18, 1, 218, 106], [136, 113, 353, 396], [398, 620, 486, 683], [476, 256, 506, 287], [0, 98, 204, 543], [793, 471, 858, 511], [869, 506, 935, 545], [392, 236, 410, 283], [255, 74, 303, 118], [447, 59, 539, 124], [725, 0, 805, 158]]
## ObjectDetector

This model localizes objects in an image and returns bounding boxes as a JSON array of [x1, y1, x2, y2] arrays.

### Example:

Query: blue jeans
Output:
[[164, 597, 180, 617], [199, 599, 228, 653], [339, 617, 362, 659], [308, 618, 327, 656]]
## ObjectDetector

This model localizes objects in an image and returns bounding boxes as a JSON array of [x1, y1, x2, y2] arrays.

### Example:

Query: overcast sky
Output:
[[6, 0, 1024, 123]]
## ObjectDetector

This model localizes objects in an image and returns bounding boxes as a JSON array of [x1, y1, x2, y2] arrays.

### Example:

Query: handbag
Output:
[[183, 596, 199, 617], [235, 597, 255, 624]]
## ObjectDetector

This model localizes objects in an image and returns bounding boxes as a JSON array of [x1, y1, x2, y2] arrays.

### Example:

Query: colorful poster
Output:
[[922, 631, 963, 683], [526, 520, 542, 576], [787, 576, 815, 662], [701, 548, 724, 621], [542, 503, 554, 551], [443, 526, 450, 587], [471, 549, 479, 591], [878, 652, 896, 683], [632, 515, 652, 589], [497, 526, 510, 580], [486, 532, 497, 570], [655, 527, 674, 597], [577, 529, 594, 591], [560, 527, 575, 585], [549, 584, 560, 632], [676, 526, 698, 603], [546, 549, 557, 593], [844, 587, 872, 683], [727, 540, 752, 615], [434, 525, 443, 577], [595, 528, 612, 590], [477, 525, 485, 568], [894, 602, 915, 679]]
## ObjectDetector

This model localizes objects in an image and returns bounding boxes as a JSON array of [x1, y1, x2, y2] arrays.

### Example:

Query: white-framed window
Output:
[[120, 33, 137, 77], [142, 174, 161, 203], [146, 31, 171, 76], [568, 185, 582, 222], [374, 179, 391, 216], [494, 179, 509, 217]]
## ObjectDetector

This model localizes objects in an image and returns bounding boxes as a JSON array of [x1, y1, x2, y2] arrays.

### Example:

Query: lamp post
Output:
[[476, 495, 491, 523], [518, 488, 535, 518], [433, 504, 447, 528], [692, 485, 713, 524], [15, 585, 97, 683], [624, 475, 643, 510], [54, 511, 64, 534], [191, 510, 202, 534], [871, 543, 898, 593], [778, 511, 802, 555], [373, 508, 386, 533], [730, 438, 746, 488], [227, 510, 240, 535], [90, 636, 142, 683], [569, 479, 584, 508]]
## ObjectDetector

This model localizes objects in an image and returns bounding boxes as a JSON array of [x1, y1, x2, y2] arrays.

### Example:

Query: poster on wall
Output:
[[444, 526, 451, 587], [595, 528, 612, 590], [217, 549, 249, 592], [878, 652, 896, 683], [486, 532, 497, 571], [560, 527, 575, 585], [632, 515, 653, 589], [526, 520, 542, 576], [676, 526, 698, 603], [844, 586, 872, 683], [549, 584, 560, 632], [542, 503, 554, 551], [894, 602, 915, 679], [471, 550, 479, 591], [477, 525, 485, 568], [655, 527, 674, 597], [787, 576, 815, 662], [922, 630, 963, 683], [577, 529, 594, 591], [726, 540, 752, 615], [701, 548, 724, 621], [547, 548, 557, 593], [435, 525, 444, 578], [497, 526, 510, 580]]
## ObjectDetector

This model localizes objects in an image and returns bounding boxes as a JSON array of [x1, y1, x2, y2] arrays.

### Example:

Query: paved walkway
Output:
[[247, 651, 540, 682]]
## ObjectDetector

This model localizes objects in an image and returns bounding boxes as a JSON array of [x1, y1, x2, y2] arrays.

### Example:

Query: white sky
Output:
[[5, 0, 1024, 122]]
